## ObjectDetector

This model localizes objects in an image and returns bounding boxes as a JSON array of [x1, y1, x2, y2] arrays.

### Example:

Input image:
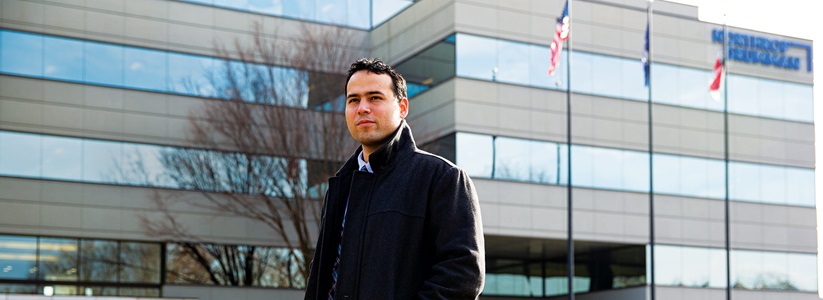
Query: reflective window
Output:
[[125, 48, 168, 91], [120, 242, 161, 283], [42, 136, 82, 181], [181, 0, 410, 29], [166, 243, 300, 288], [0, 131, 42, 177], [456, 34, 567, 91], [450, 33, 812, 123], [395, 35, 456, 98], [654, 245, 726, 288], [0, 29, 333, 108], [0, 236, 37, 280], [168, 52, 217, 97], [79, 240, 119, 282], [729, 74, 814, 122], [731, 249, 817, 292], [84, 41, 124, 86], [39, 238, 79, 282], [449, 131, 811, 206], [82, 140, 123, 184], [0, 31, 42, 76], [495, 137, 567, 185], [572, 145, 648, 192], [0, 235, 166, 296], [654, 154, 725, 199], [729, 162, 815, 207], [44, 37, 84, 81], [456, 133, 493, 178]]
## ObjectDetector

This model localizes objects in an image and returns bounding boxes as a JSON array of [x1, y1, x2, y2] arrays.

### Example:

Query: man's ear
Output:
[[399, 98, 409, 119]]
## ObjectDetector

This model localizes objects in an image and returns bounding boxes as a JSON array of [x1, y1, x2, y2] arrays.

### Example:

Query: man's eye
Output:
[[347, 98, 358, 103]]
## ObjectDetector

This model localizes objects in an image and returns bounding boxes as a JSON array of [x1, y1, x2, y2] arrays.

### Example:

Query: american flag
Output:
[[549, 0, 570, 76], [709, 55, 724, 100]]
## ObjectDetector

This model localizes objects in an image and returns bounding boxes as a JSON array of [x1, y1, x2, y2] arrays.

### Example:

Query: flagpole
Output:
[[645, 2, 656, 300], [722, 17, 731, 300], [565, 0, 574, 296]]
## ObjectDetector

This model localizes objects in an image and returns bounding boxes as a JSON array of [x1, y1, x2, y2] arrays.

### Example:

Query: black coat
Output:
[[304, 121, 485, 299]]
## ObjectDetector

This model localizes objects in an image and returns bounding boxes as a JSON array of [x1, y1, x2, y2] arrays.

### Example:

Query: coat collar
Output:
[[336, 119, 416, 176]]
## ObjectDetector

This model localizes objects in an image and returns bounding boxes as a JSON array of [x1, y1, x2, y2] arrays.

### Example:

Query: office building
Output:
[[0, 0, 816, 299]]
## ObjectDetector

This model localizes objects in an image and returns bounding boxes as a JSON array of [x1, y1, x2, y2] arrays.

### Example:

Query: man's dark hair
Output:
[[345, 57, 407, 101]]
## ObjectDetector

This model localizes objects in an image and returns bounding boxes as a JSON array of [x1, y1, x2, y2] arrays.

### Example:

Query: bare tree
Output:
[[137, 22, 362, 287]]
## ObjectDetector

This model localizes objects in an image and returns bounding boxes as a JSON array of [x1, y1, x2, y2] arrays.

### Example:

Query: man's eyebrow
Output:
[[347, 91, 386, 98]]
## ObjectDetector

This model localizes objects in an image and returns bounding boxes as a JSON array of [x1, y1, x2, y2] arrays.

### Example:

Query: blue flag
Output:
[[642, 22, 650, 86]]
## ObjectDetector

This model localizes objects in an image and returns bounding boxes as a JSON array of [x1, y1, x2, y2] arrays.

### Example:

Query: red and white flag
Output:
[[549, 0, 570, 76], [709, 55, 724, 100]]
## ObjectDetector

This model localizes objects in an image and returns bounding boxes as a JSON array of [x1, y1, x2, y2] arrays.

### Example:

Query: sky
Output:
[[661, 0, 821, 295]]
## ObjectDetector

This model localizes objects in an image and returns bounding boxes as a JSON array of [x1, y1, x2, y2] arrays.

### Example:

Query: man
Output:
[[304, 58, 485, 299]]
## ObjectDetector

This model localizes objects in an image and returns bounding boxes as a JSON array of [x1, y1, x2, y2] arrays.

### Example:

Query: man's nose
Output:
[[357, 100, 371, 113]]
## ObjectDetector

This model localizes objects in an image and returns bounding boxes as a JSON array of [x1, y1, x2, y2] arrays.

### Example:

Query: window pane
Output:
[[570, 52, 593, 94], [497, 40, 530, 85], [215, 0, 248, 10], [620, 58, 646, 100], [590, 54, 620, 97], [79, 240, 119, 282], [316, 0, 347, 25], [84, 42, 124, 86], [346, 0, 370, 29], [783, 83, 813, 122], [787, 253, 817, 292], [372, 0, 412, 27], [456, 34, 497, 81], [655, 246, 683, 286], [680, 247, 709, 287], [39, 238, 78, 282], [785, 167, 814, 206], [43, 36, 84, 81], [456, 133, 493, 178], [0, 132, 42, 177], [124, 47, 168, 91], [760, 165, 786, 205], [729, 162, 760, 202], [0, 235, 38, 280], [120, 242, 161, 283], [495, 137, 531, 181], [0, 31, 43, 76], [731, 250, 761, 289], [168, 53, 217, 97], [42, 136, 82, 181], [122, 143, 174, 188], [708, 248, 727, 288], [248, 0, 282, 14], [651, 64, 678, 106], [82, 140, 123, 183]]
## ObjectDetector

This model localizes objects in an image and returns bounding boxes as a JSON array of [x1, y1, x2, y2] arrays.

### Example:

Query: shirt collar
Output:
[[357, 151, 373, 173]]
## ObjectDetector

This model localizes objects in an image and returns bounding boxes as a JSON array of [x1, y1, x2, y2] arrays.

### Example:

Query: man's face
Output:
[[345, 70, 408, 150]]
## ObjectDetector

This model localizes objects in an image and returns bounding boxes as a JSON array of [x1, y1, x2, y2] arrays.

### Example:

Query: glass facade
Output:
[[0, 234, 305, 296], [166, 243, 304, 288], [447, 132, 814, 207], [482, 244, 646, 297], [0, 235, 161, 296], [0, 30, 326, 107], [179, 0, 413, 29], [400, 33, 813, 123], [654, 245, 817, 292], [0, 131, 312, 196]]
